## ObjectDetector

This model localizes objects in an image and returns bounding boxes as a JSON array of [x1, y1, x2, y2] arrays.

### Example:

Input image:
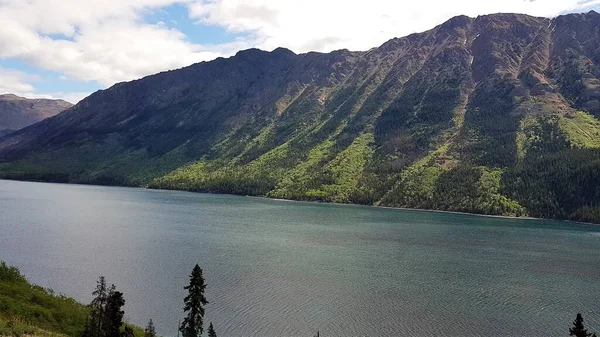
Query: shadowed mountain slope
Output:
[[0, 94, 72, 136]]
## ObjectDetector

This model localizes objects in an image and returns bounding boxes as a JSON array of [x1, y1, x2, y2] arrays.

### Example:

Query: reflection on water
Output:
[[1, 180, 599, 337]]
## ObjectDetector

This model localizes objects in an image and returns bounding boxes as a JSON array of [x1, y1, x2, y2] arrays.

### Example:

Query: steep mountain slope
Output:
[[1, 11, 600, 222], [0, 94, 72, 135]]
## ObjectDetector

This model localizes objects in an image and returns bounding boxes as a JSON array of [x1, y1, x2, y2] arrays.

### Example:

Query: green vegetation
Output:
[[0, 315, 67, 337], [270, 133, 374, 202], [0, 262, 223, 337], [150, 133, 377, 204], [501, 148, 600, 222], [144, 320, 156, 337], [379, 144, 449, 209], [81, 277, 130, 337], [207, 323, 216, 337], [0, 262, 88, 336], [559, 111, 600, 148], [0, 262, 147, 337], [432, 166, 526, 216], [145, 108, 600, 223], [179, 265, 208, 337]]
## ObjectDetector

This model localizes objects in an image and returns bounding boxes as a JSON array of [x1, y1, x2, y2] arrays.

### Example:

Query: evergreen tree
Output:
[[144, 319, 157, 337], [179, 264, 209, 337], [570, 313, 592, 337], [207, 322, 216, 337], [104, 289, 125, 337], [121, 326, 135, 337], [88, 276, 109, 337], [81, 319, 93, 337]]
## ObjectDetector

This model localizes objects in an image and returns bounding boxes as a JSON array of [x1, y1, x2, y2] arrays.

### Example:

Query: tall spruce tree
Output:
[[104, 288, 125, 337], [87, 276, 109, 337], [207, 322, 216, 337], [179, 264, 209, 337], [145, 319, 157, 337], [570, 313, 592, 337]]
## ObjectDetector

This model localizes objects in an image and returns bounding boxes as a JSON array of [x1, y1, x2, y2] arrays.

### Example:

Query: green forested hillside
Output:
[[1, 12, 600, 222]]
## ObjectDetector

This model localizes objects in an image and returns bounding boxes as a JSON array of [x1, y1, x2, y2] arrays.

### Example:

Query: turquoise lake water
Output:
[[1, 179, 599, 336]]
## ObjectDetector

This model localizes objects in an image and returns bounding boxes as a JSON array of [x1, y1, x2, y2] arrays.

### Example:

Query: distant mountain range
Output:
[[1, 11, 600, 223], [0, 94, 72, 136]]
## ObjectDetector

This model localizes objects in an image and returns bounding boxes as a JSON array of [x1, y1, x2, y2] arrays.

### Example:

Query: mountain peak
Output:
[[439, 14, 473, 30], [271, 47, 296, 56], [0, 94, 24, 101], [234, 48, 270, 58]]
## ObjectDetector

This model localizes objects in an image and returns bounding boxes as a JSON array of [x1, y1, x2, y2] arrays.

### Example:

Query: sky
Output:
[[0, 0, 599, 104]]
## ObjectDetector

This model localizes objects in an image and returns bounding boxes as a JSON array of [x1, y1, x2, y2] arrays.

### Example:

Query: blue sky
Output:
[[0, 0, 598, 103]]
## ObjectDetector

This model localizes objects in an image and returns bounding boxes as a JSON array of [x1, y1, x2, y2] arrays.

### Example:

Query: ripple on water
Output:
[[0, 180, 599, 337]]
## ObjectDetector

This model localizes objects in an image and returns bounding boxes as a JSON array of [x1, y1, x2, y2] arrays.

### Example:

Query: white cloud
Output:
[[0, 0, 598, 102], [0, 67, 88, 103], [23, 92, 91, 105], [0, 67, 39, 94], [188, 0, 600, 53], [0, 0, 251, 87]]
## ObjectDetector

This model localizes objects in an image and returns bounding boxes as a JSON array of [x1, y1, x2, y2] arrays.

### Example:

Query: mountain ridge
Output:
[[0, 94, 72, 136], [1, 11, 600, 222]]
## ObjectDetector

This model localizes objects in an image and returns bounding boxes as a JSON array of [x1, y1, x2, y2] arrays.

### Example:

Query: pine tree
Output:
[[179, 264, 209, 337], [144, 319, 156, 337], [104, 288, 125, 337], [89, 276, 109, 337], [570, 313, 592, 337], [144, 318, 156, 337], [207, 322, 217, 337]]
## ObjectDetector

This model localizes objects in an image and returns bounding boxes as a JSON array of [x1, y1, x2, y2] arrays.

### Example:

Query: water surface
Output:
[[1, 180, 599, 336]]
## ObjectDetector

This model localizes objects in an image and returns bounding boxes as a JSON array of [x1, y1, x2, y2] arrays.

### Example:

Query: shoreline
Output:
[[2, 177, 596, 226], [257, 195, 548, 221]]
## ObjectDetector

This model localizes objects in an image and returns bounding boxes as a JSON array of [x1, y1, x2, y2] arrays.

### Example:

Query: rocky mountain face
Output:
[[1, 11, 600, 222], [0, 94, 72, 136]]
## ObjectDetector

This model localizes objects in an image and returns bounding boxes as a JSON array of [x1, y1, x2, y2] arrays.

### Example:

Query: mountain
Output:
[[0, 94, 72, 136], [1, 11, 600, 222]]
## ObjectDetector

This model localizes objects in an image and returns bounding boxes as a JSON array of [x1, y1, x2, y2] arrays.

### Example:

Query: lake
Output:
[[1, 179, 599, 337]]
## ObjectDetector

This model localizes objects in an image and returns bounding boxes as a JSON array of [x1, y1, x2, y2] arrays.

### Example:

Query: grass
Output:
[[0, 314, 67, 337], [0, 262, 145, 337], [0, 262, 88, 337], [559, 111, 600, 148]]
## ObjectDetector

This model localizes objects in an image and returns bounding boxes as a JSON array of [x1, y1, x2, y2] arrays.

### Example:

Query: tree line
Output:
[[78, 263, 598, 337], [81, 264, 216, 337]]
